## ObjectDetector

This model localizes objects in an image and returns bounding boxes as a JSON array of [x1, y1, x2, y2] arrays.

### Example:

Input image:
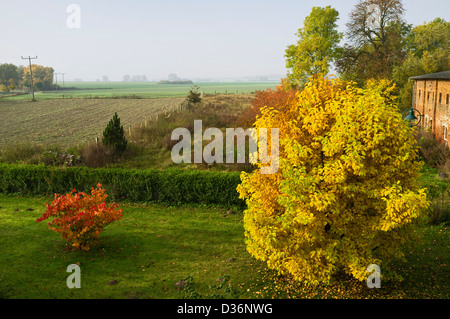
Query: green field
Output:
[[4, 81, 279, 100]]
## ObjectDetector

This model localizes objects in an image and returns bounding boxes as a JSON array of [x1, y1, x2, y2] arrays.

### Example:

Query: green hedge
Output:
[[0, 164, 244, 207]]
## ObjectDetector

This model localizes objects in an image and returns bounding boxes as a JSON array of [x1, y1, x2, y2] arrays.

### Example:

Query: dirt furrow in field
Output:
[[0, 97, 184, 147]]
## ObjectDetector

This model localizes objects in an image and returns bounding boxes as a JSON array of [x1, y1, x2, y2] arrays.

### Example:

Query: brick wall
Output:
[[413, 79, 450, 149]]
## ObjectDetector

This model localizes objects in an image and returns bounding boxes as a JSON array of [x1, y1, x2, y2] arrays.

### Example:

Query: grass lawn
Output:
[[0, 194, 448, 299], [0, 195, 258, 299]]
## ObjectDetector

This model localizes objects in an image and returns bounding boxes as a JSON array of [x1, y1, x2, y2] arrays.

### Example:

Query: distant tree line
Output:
[[122, 74, 148, 82], [159, 73, 193, 84], [158, 80, 193, 84], [0, 63, 54, 92]]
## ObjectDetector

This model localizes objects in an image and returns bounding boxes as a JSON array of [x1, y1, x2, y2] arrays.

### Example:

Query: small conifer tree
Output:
[[186, 85, 202, 104], [102, 112, 127, 155]]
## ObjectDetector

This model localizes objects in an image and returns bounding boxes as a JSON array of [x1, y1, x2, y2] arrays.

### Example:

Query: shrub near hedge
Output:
[[0, 164, 244, 207]]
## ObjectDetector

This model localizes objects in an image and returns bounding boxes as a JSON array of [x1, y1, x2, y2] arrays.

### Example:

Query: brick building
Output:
[[410, 70, 450, 148]]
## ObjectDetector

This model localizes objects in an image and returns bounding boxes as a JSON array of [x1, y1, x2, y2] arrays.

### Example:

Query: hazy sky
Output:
[[0, 0, 448, 81]]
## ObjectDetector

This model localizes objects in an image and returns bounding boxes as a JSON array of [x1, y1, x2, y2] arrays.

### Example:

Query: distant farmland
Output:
[[0, 97, 184, 147], [4, 81, 279, 100], [0, 81, 277, 148]]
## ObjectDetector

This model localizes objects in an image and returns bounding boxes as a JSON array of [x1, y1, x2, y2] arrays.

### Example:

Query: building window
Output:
[[439, 93, 442, 104], [427, 92, 430, 101], [425, 116, 433, 132], [418, 90, 421, 100], [447, 94, 449, 106]]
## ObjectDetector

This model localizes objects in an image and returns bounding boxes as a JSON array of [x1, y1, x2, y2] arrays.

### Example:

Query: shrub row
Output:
[[0, 164, 244, 208]]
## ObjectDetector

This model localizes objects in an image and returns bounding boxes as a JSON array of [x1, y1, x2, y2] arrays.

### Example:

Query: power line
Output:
[[55, 72, 66, 91], [21, 55, 38, 101]]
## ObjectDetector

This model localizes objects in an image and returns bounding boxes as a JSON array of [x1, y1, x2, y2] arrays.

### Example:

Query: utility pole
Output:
[[61, 73, 66, 89], [21, 56, 38, 101], [55, 72, 60, 90]]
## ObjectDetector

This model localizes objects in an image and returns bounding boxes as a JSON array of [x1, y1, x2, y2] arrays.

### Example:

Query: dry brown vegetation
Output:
[[86, 94, 256, 169], [0, 94, 256, 170]]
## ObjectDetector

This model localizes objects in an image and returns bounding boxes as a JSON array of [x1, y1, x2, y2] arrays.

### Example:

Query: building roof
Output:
[[409, 70, 450, 80]]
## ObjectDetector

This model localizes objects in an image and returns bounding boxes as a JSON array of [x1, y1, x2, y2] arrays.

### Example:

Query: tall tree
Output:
[[8, 78, 16, 92], [393, 18, 450, 110], [336, 0, 409, 84], [285, 6, 343, 87], [237, 76, 429, 285], [0, 63, 22, 88], [22, 64, 54, 90]]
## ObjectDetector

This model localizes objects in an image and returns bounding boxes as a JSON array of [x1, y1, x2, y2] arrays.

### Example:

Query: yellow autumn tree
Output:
[[237, 75, 429, 285]]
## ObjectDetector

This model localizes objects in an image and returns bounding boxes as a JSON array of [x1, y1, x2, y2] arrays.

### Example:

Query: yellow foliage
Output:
[[237, 75, 430, 285]]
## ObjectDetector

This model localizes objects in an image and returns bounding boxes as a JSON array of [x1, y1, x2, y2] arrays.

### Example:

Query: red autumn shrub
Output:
[[236, 79, 298, 128], [37, 184, 123, 250]]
